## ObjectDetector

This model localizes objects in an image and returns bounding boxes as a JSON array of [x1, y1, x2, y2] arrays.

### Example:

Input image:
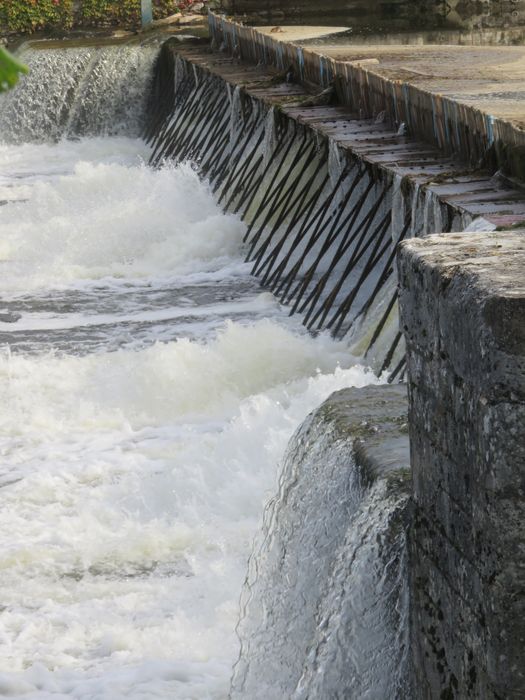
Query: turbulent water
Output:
[[0, 46, 157, 143], [0, 45, 380, 698]]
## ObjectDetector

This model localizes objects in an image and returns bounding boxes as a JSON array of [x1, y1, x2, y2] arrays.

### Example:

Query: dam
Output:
[[0, 3, 523, 698]]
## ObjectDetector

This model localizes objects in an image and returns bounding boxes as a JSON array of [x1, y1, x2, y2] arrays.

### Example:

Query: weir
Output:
[[0, 46, 158, 143], [0, 14, 523, 700], [144, 21, 525, 377], [140, 17, 524, 698]]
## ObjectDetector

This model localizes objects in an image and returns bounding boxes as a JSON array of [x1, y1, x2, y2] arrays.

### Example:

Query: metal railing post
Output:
[[141, 0, 153, 28]]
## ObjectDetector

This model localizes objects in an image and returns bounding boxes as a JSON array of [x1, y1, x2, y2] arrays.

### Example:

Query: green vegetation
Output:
[[0, 0, 74, 34], [0, 46, 28, 92], [0, 0, 193, 34], [81, 0, 192, 26], [81, 0, 141, 26]]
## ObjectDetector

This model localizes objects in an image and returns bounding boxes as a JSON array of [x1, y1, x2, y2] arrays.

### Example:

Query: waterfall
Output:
[[0, 46, 157, 143], [231, 385, 412, 699]]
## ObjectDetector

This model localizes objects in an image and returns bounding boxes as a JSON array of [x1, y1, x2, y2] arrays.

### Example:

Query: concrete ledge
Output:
[[231, 383, 413, 698], [398, 231, 525, 698]]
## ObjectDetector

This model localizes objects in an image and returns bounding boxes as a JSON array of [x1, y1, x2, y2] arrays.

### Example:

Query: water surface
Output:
[[0, 135, 376, 698]]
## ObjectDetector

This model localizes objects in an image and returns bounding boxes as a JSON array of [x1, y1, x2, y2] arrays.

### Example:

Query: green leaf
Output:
[[0, 47, 29, 93]]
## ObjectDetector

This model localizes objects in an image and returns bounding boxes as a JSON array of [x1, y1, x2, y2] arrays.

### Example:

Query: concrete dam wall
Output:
[[140, 18, 524, 696], [144, 28, 525, 376]]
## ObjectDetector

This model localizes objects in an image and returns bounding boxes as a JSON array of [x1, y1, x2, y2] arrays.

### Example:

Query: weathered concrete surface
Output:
[[319, 384, 410, 483], [308, 42, 525, 134], [398, 231, 525, 699], [210, 13, 525, 194]]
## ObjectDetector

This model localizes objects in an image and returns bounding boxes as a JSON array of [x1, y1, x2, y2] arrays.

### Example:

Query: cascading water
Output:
[[230, 386, 412, 700], [0, 40, 412, 699], [0, 46, 158, 143]]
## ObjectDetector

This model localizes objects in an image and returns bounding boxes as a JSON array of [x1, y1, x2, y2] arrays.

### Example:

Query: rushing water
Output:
[[230, 388, 411, 700], [0, 47, 380, 697]]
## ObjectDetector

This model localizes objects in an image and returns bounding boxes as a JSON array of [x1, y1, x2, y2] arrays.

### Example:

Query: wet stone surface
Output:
[[398, 231, 525, 699]]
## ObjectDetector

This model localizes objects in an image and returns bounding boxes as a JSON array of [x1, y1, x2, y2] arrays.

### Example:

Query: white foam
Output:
[[0, 137, 378, 697], [0, 140, 246, 292], [0, 325, 376, 698]]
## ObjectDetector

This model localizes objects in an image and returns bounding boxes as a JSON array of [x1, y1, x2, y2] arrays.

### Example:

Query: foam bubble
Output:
[[0, 137, 379, 697]]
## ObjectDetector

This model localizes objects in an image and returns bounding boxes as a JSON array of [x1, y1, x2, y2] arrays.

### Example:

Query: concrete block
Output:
[[398, 231, 525, 699]]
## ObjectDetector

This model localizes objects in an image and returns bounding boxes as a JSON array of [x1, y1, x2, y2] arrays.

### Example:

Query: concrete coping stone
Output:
[[398, 230, 525, 397]]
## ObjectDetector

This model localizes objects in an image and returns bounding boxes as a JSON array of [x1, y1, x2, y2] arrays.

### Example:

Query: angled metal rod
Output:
[[245, 133, 312, 256], [233, 154, 265, 214], [259, 172, 330, 285], [242, 127, 303, 245], [365, 289, 398, 356], [185, 94, 232, 163], [220, 127, 265, 205], [151, 81, 215, 165], [177, 93, 229, 164], [269, 173, 331, 296], [252, 150, 316, 275], [145, 76, 192, 148], [145, 73, 191, 147], [182, 109, 227, 167], [239, 126, 293, 239], [202, 133, 231, 182], [216, 115, 261, 199], [332, 235, 396, 335], [251, 143, 319, 274], [380, 331, 403, 376], [328, 178, 392, 269], [270, 188, 332, 300], [308, 206, 391, 333], [301, 176, 390, 323], [350, 214, 411, 328], [296, 174, 376, 315], [190, 97, 232, 169], [268, 179, 343, 296], [283, 164, 366, 309], [158, 82, 220, 164], [261, 162, 330, 288], [208, 107, 257, 190], [388, 356, 407, 384], [328, 212, 393, 336], [207, 128, 238, 181], [299, 176, 379, 325], [196, 105, 232, 169], [245, 136, 313, 259], [200, 128, 231, 179], [271, 164, 352, 300]]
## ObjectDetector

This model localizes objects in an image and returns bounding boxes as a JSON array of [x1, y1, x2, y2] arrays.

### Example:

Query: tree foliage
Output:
[[0, 46, 28, 93], [0, 1, 196, 33], [0, 0, 74, 34], [81, 0, 192, 26]]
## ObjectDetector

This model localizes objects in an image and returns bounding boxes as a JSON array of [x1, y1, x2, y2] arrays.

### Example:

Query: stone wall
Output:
[[398, 231, 525, 699]]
